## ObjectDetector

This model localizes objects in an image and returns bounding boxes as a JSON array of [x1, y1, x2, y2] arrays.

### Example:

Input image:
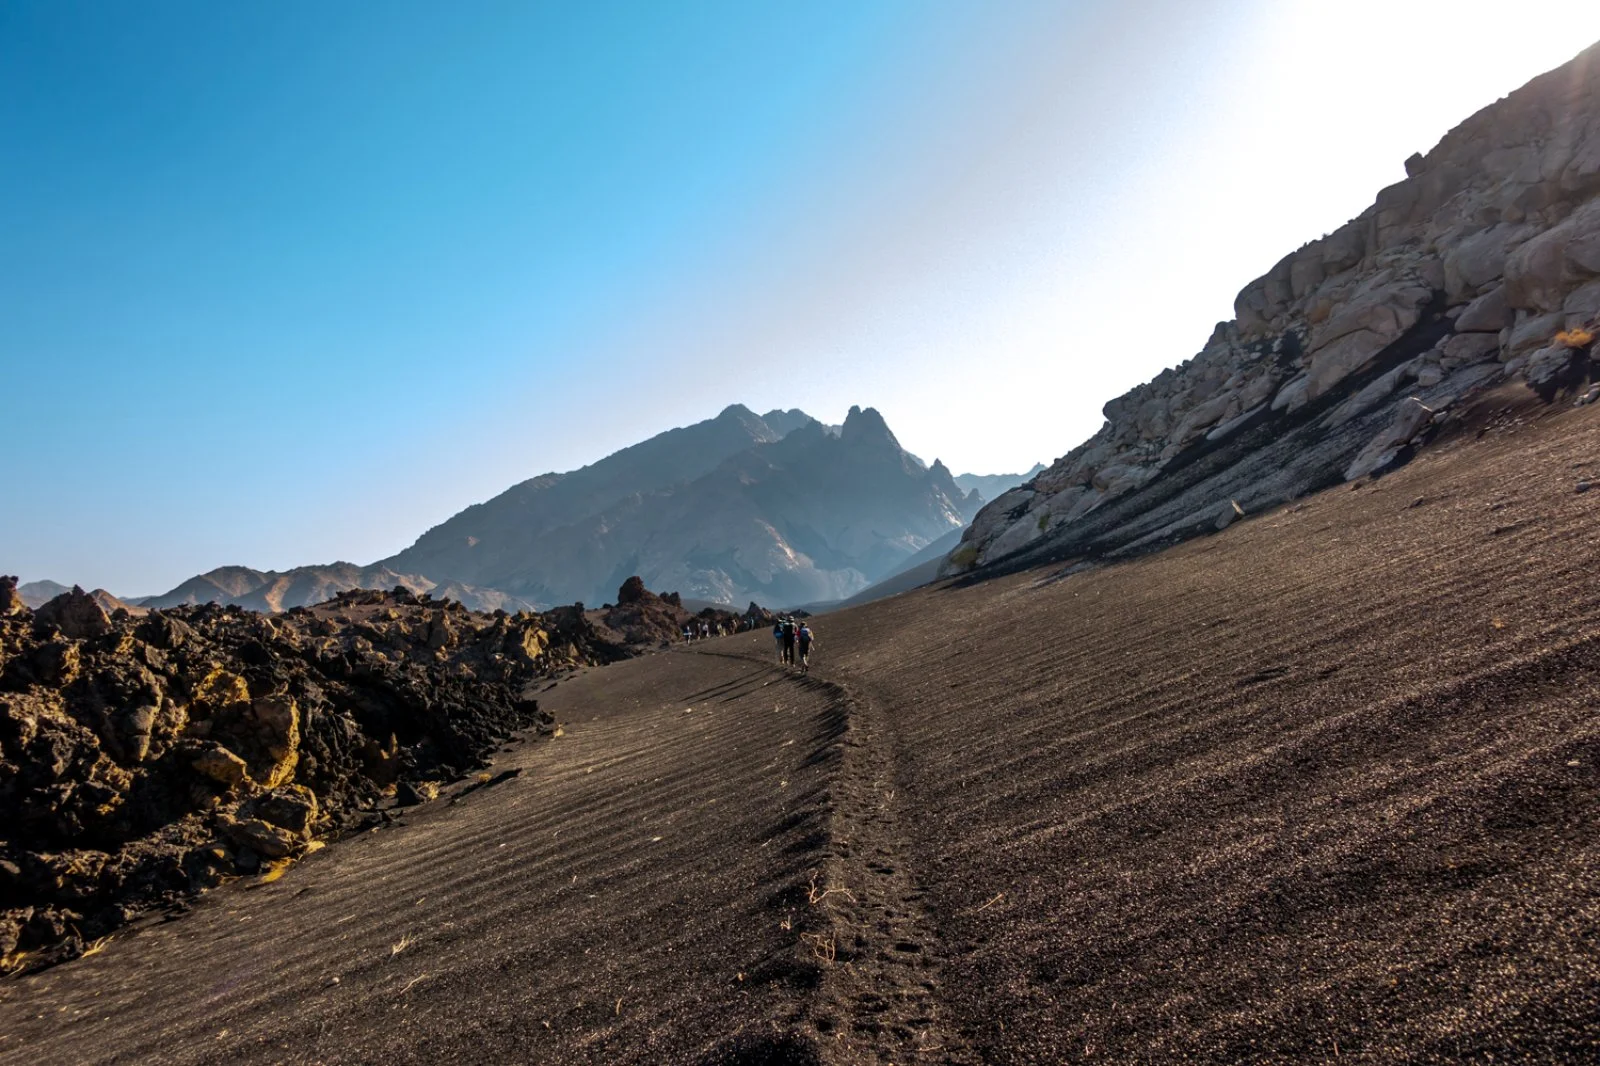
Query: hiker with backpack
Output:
[[797, 622, 814, 672], [773, 620, 785, 663], [781, 617, 797, 666]]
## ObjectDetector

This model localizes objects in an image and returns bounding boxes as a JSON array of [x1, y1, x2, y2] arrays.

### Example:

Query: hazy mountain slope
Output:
[[17, 580, 72, 608], [947, 39, 1600, 579], [478, 406, 977, 606], [142, 563, 538, 614], [149, 403, 974, 612], [381, 404, 800, 588], [954, 464, 1045, 504]]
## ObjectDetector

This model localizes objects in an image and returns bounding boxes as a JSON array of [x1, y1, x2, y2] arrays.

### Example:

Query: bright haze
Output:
[[5, 0, 1600, 596]]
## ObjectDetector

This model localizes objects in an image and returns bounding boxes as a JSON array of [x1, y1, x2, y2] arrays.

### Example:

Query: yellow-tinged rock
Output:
[[193, 668, 249, 712], [218, 816, 298, 858], [248, 696, 300, 788], [192, 745, 250, 789]]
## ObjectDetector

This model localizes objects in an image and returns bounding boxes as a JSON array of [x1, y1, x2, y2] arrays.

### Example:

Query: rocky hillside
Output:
[[947, 41, 1600, 577], [0, 574, 698, 973]]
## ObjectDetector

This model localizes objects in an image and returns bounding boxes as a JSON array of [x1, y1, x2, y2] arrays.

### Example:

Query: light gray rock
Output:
[[1524, 342, 1585, 398], [1322, 365, 1410, 429], [1207, 402, 1268, 442], [1443, 224, 1534, 302], [1455, 285, 1509, 332], [1345, 398, 1435, 480], [1504, 199, 1600, 311], [1439, 331, 1502, 370], [1302, 275, 1433, 403], [1506, 310, 1568, 359], [1563, 276, 1600, 324], [1271, 373, 1312, 412]]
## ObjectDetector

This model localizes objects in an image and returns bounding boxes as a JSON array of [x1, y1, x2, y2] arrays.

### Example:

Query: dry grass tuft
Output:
[[79, 935, 113, 958], [806, 872, 856, 905], [800, 931, 837, 963]]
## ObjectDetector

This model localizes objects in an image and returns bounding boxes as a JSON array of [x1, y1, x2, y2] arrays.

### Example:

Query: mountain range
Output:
[[115, 404, 1025, 612]]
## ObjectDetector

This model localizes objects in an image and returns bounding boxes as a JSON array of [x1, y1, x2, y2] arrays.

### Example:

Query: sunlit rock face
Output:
[[945, 42, 1600, 578]]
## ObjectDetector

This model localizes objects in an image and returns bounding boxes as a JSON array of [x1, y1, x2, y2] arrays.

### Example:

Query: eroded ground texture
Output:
[[4, 389, 1600, 1064]]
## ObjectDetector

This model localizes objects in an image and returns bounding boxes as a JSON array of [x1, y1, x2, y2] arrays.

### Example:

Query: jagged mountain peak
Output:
[[840, 405, 899, 447], [760, 408, 819, 438]]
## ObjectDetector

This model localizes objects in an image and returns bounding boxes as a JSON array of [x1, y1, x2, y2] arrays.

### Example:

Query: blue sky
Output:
[[6, 1, 1600, 594]]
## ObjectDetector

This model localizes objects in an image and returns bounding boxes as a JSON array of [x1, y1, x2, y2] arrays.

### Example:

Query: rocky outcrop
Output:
[[946, 41, 1600, 578], [0, 577, 22, 617], [0, 584, 687, 974]]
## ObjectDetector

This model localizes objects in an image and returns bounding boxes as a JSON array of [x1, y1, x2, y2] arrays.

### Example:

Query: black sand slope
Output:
[[5, 389, 1600, 1063], [0, 652, 854, 1065]]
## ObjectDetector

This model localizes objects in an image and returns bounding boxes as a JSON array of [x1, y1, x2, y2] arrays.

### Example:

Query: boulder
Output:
[[1455, 286, 1509, 333], [1524, 342, 1589, 401], [1322, 365, 1410, 429], [1503, 199, 1600, 312], [217, 815, 299, 859], [1345, 397, 1436, 480], [1443, 224, 1533, 302], [1302, 275, 1433, 403], [1505, 311, 1567, 359], [240, 785, 318, 837], [1563, 277, 1600, 325], [0, 576, 23, 616], [33, 588, 110, 640], [192, 744, 250, 790], [1440, 334, 1497, 371]]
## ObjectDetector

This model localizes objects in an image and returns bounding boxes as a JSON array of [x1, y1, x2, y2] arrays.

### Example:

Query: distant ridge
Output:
[[146, 403, 990, 612], [140, 563, 539, 614], [953, 464, 1045, 505]]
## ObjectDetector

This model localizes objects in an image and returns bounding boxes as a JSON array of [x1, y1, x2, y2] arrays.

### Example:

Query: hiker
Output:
[[781, 617, 797, 665], [798, 622, 814, 672], [772, 620, 784, 663]]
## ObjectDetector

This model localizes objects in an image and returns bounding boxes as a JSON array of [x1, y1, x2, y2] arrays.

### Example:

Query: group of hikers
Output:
[[677, 612, 817, 672], [773, 616, 815, 672], [682, 619, 736, 641]]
